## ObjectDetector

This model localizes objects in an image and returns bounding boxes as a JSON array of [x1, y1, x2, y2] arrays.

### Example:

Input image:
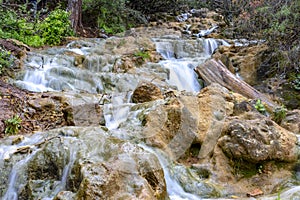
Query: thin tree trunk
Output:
[[195, 59, 278, 109], [68, 0, 82, 32]]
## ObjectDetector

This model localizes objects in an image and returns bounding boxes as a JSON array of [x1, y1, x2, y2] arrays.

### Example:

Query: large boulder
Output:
[[132, 81, 164, 103], [219, 112, 298, 163]]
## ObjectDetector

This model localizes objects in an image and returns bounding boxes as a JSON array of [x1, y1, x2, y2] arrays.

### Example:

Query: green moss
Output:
[[232, 159, 261, 178]]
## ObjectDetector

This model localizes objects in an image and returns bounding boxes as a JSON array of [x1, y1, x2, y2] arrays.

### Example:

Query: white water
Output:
[[1, 134, 44, 200], [44, 138, 79, 200], [103, 92, 133, 130], [154, 37, 229, 93], [0, 135, 79, 200], [140, 145, 201, 200]]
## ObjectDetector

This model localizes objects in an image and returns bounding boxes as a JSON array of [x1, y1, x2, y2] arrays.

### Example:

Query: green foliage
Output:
[[0, 48, 13, 75], [82, 0, 147, 35], [273, 105, 287, 124], [230, 0, 300, 81], [134, 50, 150, 61], [0, 6, 74, 47], [39, 9, 74, 45], [255, 99, 266, 113], [5, 115, 22, 135], [292, 74, 300, 90], [232, 158, 259, 178]]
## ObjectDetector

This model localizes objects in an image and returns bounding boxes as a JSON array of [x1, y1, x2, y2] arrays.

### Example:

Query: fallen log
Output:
[[195, 59, 278, 110]]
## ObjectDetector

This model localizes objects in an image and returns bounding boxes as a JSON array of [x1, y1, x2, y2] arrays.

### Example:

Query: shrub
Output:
[[82, 0, 147, 34], [39, 8, 74, 45], [5, 115, 22, 135], [0, 5, 74, 47], [0, 48, 13, 75], [225, 0, 300, 89], [272, 105, 287, 124]]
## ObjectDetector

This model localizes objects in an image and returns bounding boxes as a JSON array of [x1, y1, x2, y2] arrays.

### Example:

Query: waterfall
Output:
[[140, 145, 201, 200], [204, 38, 230, 55], [103, 92, 133, 130], [1, 134, 44, 200], [154, 37, 209, 93], [43, 138, 79, 199]]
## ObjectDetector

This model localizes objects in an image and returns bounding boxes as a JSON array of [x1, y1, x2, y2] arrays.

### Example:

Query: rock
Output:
[[132, 81, 164, 103], [59, 92, 104, 126], [9, 127, 167, 200], [213, 44, 268, 85], [219, 112, 298, 163], [280, 110, 300, 134], [12, 135, 25, 145], [196, 83, 234, 144], [171, 165, 221, 198]]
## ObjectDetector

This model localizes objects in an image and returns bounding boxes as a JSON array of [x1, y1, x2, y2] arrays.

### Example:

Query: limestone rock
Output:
[[213, 44, 268, 85], [219, 112, 298, 163], [132, 81, 164, 103], [196, 83, 234, 144], [280, 109, 300, 134], [11, 127, 167, 200]]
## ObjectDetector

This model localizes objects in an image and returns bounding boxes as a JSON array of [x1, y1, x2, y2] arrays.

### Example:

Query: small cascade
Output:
[[154, 37, 209, 93], [103, 92, 133, 130], [44, 138, 79, 199], [204, 38, 219, 55], [1, 134, 44, 200], [204, 38, 230, 55], [160, 60, 201, 92], [0, 133, 80, 200], [2, 150, 40, 200], [140, 145, 200, 200]]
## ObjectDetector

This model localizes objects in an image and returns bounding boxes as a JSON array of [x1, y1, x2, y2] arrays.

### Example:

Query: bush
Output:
[[5, 115, 22, 135], [39, 9, 74, 45], [0, 5, 74, 47], [227, 0, 299, 83], [0, 47, 14, 75]]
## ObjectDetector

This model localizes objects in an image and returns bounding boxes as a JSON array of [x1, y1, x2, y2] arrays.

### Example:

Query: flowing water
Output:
[[2, 35, 297, 199]]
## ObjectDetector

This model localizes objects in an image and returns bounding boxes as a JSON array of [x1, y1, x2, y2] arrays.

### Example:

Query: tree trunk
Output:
[[195, 59, 278, 110], [68, 0, 82, 32]]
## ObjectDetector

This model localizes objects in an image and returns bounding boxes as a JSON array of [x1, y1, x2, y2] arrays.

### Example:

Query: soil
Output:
[[0, 79, 31, 137], [0, 78, 69, 138]]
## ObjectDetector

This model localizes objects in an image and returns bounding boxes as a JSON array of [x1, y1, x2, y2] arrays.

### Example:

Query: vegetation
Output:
[[5, 115, 22, 135], [134, 50, 150, 61], [254, 99, 266, 114], [39, 8, 74, 45], [272, 105, 287, 124], [225, 0, 299, 83], [0, 48, 13, 75], [292, 74, 300, 91], [0, 5, 73, 47]]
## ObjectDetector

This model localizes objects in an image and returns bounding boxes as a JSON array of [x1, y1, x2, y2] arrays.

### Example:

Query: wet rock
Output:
[[171, 165, 221, 198], [6, 127, 167, 200], [132, 81, 164, 103], [56, 92, 104, 126], [11, 135, 25, 145], [219, 112, 298, 163]]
